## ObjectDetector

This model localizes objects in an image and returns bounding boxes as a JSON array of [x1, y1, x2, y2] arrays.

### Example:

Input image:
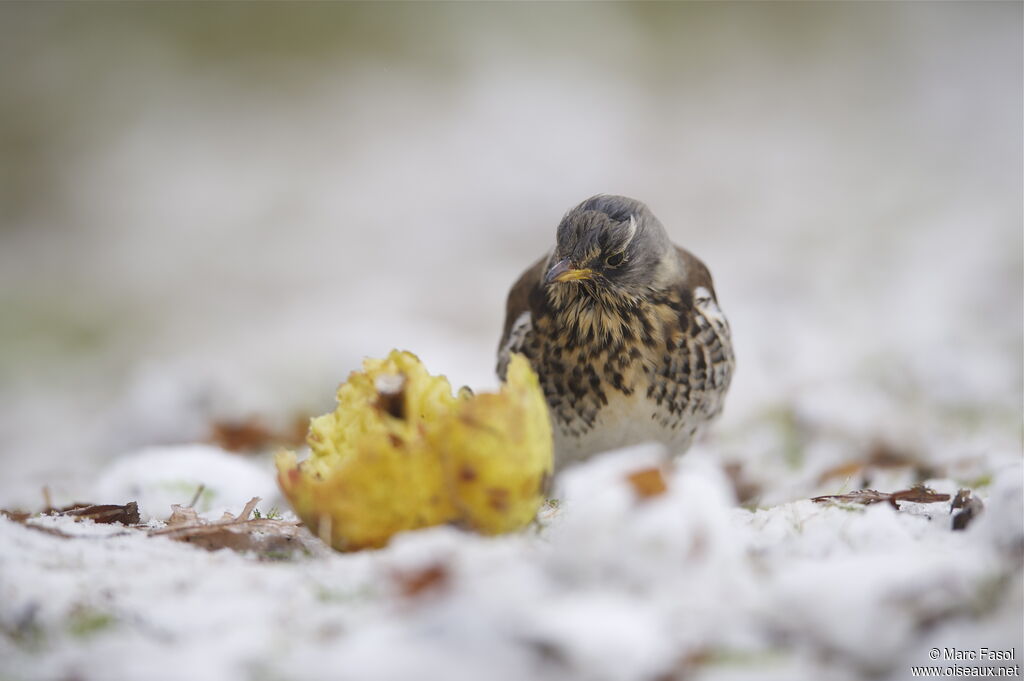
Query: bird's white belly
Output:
[[551, 390, 698, 468]]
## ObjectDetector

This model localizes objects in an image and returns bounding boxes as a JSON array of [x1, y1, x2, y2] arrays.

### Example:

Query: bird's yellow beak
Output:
[[544, 258, 593, 285]]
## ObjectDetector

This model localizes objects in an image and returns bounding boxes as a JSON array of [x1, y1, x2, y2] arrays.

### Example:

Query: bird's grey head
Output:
[[544, 195, 673, 297]]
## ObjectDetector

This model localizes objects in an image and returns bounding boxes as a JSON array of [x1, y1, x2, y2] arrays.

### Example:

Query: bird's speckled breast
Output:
[[521, 287, 733, 466]]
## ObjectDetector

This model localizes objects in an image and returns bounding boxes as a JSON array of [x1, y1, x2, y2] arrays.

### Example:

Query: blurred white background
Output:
[[0, 3, 1020, 506]]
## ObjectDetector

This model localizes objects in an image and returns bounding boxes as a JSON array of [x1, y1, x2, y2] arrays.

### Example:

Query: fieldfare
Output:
[[497, 195, 734, 469]]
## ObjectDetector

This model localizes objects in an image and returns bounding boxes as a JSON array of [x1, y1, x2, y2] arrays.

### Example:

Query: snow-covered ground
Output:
[[1, 445, 1021, 681], [1, 4, 1021, 681]]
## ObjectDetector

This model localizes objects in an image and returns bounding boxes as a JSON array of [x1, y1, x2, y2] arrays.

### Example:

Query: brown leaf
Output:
[[723, 462, 761, 505], [209, 415, 310, 452], [865, 441, 917, 468], [1, 503, 139, 539], [816, 461, 867, 485], [889, 485, 951, 507], [0, 509, 32, 523], [6, 495, 308, 553], [151, 497, 309, 555], [392, 562, 449, 599], [2, 494, 139, 540], [9, 501, 143, 526], [165, 505, 201, 528], [816, 441, 928, 486], [812, 484, 951, 509], [152, 520, 307, 553], [62, 503, 140, 525], [626, 467, 668, 499], [950, 488, 984, 531], [812, 489, 892, 505]]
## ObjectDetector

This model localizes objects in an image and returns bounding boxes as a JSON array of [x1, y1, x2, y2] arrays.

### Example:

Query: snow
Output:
[[93, 445, 281, 521], [1, 4, 1022, 681], [1, 447, 1020, 681]]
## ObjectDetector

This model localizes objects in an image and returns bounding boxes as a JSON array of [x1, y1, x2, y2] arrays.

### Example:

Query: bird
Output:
[[497, 195, 734, 469]]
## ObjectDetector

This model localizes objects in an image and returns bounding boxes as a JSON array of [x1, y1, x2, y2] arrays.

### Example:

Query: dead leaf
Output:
[[950, 488, 984, 531], [165, 504, 201, 528], [888, 486, 951, 507], [209, 415, 310, 452], [209, 417, 273, 451], [811, 489, 892, 505], [150, 496, 309, 555], [723, 462, 761, 505], [392, 562, 449, 599], [626, 467, 668, 499], [61, 503, 140, 525], [0, 509, 32, 523], [812, 484, 951, 509], [4, 501, 141, 526], [816, 461, 868, 485], [865, 441, 917, 468], [0, 508, 76, 539], [816, 441, 936, 486]]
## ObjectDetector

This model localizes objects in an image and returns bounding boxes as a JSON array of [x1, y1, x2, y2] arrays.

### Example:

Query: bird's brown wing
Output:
[[496, 254, 548, 379], [672, 244, 734, 416], [674, 245, 717, 300]]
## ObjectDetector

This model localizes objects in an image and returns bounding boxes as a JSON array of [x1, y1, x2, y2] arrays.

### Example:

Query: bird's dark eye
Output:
[[605, 252, 625, 268]]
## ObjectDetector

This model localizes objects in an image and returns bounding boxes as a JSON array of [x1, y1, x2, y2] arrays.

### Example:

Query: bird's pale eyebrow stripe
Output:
[[610, 215, 638, 253]]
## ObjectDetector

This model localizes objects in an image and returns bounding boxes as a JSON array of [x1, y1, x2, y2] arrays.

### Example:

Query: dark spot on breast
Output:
[[640, 315, 654, 338], [569, 378, 585, 398]]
